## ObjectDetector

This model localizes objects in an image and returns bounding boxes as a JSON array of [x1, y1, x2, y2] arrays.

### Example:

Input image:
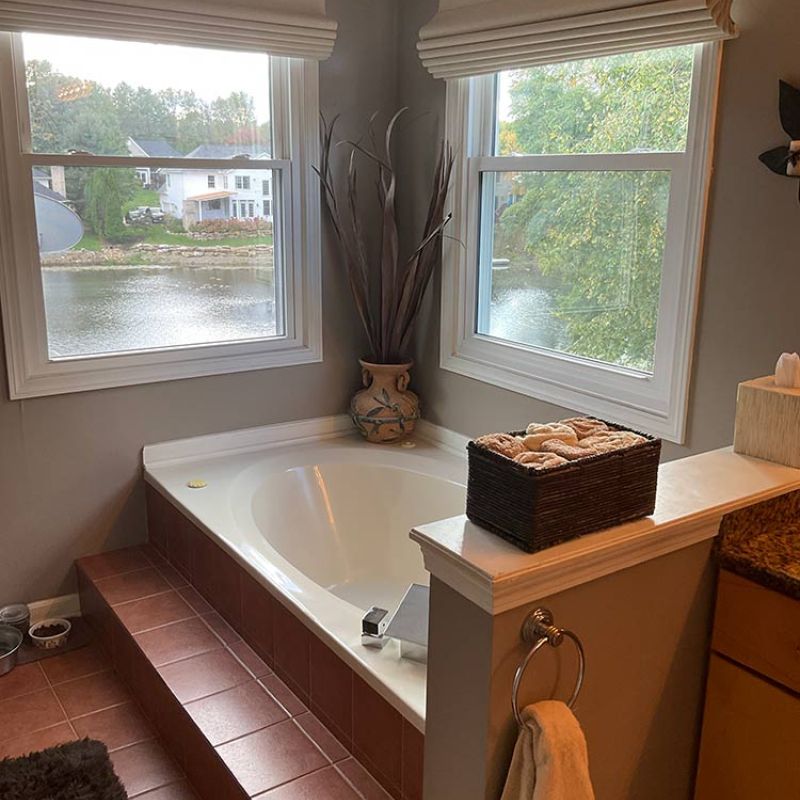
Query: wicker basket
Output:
[[466, 420, 661, 553]]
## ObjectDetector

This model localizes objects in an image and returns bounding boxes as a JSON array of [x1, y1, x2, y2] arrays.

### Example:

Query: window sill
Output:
[[5, 336, 323, 399]]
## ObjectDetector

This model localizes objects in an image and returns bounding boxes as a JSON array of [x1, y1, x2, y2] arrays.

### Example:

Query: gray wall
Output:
[[399, 0, 800, 462], [2, 0, 796, 603], [0, 0, 396, 605]]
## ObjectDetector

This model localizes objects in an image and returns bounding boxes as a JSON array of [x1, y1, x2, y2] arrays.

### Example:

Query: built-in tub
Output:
[[143, 417, 467, 730]]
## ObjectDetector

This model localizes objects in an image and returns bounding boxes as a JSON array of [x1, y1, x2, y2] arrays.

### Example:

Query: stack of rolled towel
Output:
[[475, 417, 646, 471]]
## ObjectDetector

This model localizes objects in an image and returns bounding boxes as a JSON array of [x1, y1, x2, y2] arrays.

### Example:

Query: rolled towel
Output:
[[500, 701, 595, 800], [775, 352, 800, 388]]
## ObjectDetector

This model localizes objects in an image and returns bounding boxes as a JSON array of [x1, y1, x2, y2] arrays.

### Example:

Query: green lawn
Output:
[[122, 188, 160, 214], [76, 227, 273, 250], [141, 228, 273, 248]]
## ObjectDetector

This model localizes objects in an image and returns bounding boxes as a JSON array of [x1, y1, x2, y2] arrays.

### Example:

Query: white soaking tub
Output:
[[143, 416, 467, 729]]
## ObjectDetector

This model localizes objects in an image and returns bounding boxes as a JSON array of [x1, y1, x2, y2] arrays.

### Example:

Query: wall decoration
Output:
[[759, 80, 800, 202]]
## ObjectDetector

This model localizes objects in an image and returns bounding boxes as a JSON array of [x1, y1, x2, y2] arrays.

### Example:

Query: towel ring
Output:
[[511, 607, 585, 727]]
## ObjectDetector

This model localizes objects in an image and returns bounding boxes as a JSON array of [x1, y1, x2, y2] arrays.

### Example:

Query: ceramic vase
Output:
[[351, 359, 420, 443]]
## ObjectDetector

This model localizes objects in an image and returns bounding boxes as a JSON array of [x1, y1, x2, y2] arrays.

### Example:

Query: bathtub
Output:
[[143, 416, 467, 729]]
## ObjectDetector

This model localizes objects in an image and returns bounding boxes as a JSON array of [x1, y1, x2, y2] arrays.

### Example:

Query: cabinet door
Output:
[[694, 654, 800, 800]]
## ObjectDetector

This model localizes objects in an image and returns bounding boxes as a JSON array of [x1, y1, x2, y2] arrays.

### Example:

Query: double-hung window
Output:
[[442, 43, 721, 441], [0, 30, 324, 398]]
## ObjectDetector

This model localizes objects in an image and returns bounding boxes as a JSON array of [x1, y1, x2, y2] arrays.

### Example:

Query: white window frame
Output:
[[0, 34, 322, 399], [440, 43, 722, 442]]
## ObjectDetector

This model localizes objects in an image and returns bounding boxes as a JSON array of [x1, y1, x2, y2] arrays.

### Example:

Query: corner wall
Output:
[[0, 0, 399, 606], [397, 0, 800, 462]]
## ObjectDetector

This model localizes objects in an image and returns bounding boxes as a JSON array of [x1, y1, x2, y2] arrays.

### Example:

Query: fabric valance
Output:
[[0, 0, 337, 59], [418, 0, 736, 79]]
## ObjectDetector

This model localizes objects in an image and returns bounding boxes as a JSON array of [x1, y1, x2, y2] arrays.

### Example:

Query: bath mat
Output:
[[0, 738, 127, 800]]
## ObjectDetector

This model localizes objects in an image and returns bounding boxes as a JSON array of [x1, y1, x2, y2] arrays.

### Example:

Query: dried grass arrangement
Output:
[[315, 110, 454, 364]]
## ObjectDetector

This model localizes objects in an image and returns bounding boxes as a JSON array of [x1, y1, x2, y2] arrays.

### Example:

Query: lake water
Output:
[[42, 266, 277, 358]]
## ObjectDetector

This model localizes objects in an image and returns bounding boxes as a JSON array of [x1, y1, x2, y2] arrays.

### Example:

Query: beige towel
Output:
[[500, 701, 595, 800]]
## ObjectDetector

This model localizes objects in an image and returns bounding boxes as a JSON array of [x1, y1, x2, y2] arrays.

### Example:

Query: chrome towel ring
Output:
[[511, 607, 586, 727]]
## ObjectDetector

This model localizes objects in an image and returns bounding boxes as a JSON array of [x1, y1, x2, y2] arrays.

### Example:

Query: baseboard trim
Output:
[[28, 593, 81, 623]]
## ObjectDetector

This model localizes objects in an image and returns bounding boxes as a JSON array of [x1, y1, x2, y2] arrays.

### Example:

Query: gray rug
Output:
[[0, 738, 127, 800]]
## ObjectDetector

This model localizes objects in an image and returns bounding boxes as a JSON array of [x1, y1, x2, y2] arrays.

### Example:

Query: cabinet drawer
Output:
[[712, 570, 800, 693], [694, 654, 800, 800]]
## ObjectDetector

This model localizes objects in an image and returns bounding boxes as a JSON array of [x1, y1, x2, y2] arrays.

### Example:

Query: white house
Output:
[[126, 137, 181, 187], [158, 144, 274, 229]]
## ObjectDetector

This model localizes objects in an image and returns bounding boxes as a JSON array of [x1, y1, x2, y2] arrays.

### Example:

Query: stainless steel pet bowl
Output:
[[0, 623, 23, 676]]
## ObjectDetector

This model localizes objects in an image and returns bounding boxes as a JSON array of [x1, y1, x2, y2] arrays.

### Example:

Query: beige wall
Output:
[[0, 0, 397, 606], [398, 0, 800, 462], [425, 542, 716, 800]]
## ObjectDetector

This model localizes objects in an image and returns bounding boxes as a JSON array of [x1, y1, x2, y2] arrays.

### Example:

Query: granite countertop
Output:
[[717, 489, 800, 600]]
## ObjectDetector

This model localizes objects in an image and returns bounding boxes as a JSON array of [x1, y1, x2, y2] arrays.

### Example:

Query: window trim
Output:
[[440, 42, 722, 442], [0, 35, 322, 399]]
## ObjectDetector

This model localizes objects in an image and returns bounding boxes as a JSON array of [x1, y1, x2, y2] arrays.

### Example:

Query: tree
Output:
[[493, 46, 694, 372], [84, 168, 138, 241]]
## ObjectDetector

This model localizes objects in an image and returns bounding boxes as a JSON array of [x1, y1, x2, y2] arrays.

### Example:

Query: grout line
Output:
[[251, 764, 332, 799], [39, 666, 79, 740], [333, 759, 376, 800], [107, 588, 175, 609]]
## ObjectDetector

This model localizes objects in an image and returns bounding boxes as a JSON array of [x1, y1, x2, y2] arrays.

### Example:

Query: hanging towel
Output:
[[500, 701, 595, 800]]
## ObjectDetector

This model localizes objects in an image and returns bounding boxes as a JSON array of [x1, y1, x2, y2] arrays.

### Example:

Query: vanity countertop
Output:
[[716, 490, 800, 600]]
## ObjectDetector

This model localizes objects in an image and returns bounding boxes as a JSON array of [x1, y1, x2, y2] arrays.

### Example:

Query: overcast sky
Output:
[[22, 33, 271, 125]]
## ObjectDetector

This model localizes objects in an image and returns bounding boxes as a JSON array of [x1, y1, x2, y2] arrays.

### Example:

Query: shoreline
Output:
[[41, 263, 276, 273]]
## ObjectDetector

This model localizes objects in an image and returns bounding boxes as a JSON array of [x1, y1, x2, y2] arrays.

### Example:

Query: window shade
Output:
[[417, 0, 736, 78], [0, 0, 337, 59]]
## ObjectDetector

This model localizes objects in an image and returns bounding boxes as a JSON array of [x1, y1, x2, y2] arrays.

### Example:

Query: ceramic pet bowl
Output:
[[29, 617, 72, 649]]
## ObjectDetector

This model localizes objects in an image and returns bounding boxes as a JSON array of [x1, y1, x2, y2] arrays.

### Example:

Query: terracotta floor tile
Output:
[[116, 591, 196, 634], [0, 662, 47, 701], [229, 640, 271, 679], [140, 543, 169, 567], [216, 719, 327, 796], [157, 563, 189, 589], [78, 547, 152, 580], [158, 649, 250, 704], [54, 670, 130, 718], [184, 680, 287, 746], [260, 674, 308, 717], [96, 568, 172, 606], [178, 586, 213, 615], [273, 603, 310, 698], [72, 701, 155, 751], [255, 766, 362, 799], [137, 780, 199, 800], [336, 759, 393, 800], [135, 617, 222, 668], [2, 688, 66, 740], [0, 722, 76, 759], [111, 740, 184, 798], [40, 643, 109, 685], [295, 713, 349, 763], [202, 612, 241, 645]]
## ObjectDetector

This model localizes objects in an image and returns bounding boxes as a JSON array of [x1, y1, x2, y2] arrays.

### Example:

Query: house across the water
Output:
[[127, 138, 273, 229]]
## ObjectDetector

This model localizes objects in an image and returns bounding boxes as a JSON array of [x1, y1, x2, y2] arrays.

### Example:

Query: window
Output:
[[264, 199, 272, 217], [442, 43, 721, 441], [0, 32, 322, 397], [235, 175, 251, 190], [262, 178, 270, 196], [222, 175, 228, 189]]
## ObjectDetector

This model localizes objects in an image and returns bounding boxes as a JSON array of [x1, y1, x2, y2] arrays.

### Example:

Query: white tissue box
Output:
[[733, 376, 800, 467]]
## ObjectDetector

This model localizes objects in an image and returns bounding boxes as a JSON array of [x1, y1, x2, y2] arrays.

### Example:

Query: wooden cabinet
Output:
[[694, 571, 800, 800]]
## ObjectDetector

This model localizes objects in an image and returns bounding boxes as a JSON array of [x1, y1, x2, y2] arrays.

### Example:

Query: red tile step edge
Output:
[[77, 526, 421, 800]]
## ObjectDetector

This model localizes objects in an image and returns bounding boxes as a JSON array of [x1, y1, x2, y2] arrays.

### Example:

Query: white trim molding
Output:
[[439, 42, 723, 443], [28, 593, 81, 623], [412, 447, 800, 615], [0, 36, 323, 399]]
